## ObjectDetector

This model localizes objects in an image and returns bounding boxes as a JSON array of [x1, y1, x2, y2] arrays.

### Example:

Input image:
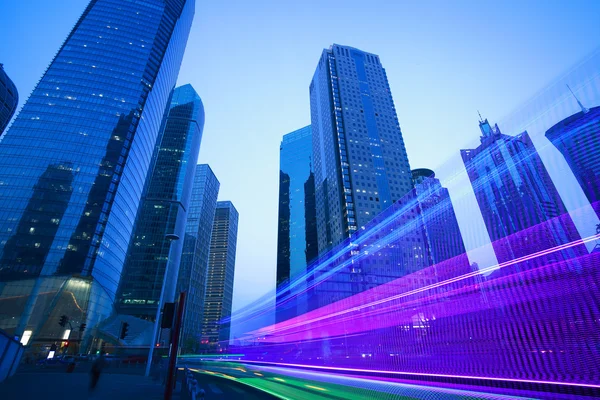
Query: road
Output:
[[186, 361, 533, 400]]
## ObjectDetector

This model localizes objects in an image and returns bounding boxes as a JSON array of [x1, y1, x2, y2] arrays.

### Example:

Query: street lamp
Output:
[[145, 233, 180, 377]]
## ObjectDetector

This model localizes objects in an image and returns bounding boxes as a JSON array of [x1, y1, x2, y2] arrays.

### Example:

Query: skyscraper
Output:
[[202, 201, 238, 351], [412, 168, 468, 266], [118, 84, 203, 318], [545, 98, 600, 214], [309, 44, 416, 254], [276, 126, 318, 288], [0, 0, 195, 347], [0, 63, 18, 134], [177, 164, 220, 353], [461, 118, 582, 265]]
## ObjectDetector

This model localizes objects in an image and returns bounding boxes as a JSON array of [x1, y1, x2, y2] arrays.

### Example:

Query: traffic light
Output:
[[79, 323, 87, 332], [119, 322, 129, 339], [59, 315, 69, 327]]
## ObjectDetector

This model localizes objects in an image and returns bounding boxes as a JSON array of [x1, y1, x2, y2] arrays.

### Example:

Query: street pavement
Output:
[[1, 369, 277, 400]]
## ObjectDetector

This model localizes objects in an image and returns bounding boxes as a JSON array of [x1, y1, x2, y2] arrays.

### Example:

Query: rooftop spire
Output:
[[477, 110, 483, 122], [567, 84, 589, 114]]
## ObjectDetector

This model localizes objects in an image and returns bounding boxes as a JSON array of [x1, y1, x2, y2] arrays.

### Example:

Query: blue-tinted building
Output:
[[461, 118, 582, 265], [310, 44, 418, 253], [412, 168, 468, 266], [0, 0, 195, 350], [545, 103, 600, 214], [117, 84, 203, 318], [276, 126, 318, 288], [177, 164, 220, 353], [0, 63, 18, 134], [202, 201, 238, 351]]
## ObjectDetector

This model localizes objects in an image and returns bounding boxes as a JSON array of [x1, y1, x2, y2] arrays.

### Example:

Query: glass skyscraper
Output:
[[461, 118, 583, 266], [545, 104, 600, 215], [276, 126, 318, 288], [177, 164, 220, 353], [309, 44, 418, 254], [0, 63, 18, 134], [0, 0, 195, 348], [117, 84, 203, 318], [202, 201, 238, 351]]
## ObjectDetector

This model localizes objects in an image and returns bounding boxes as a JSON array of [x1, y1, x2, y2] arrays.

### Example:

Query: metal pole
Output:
[[145, 234, 179, 377], [164, 291, 186, 400]]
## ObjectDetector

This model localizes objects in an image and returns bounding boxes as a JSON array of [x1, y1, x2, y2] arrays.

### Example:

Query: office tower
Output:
[[276, 126, 318, 288], [0, 63, 18, 134], [545, 94, 600, 213], [118, 84, 203, 318], [461, 118, 582, 265], [177, 164, 220, 353], [202, 201, 238, 351], [309, 44, 416, 254], [412, 169, 468, 266], [0, 0, 195, 348]]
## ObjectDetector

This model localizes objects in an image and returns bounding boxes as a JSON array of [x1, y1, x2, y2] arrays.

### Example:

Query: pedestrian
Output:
[[89, 354, 106, 390]]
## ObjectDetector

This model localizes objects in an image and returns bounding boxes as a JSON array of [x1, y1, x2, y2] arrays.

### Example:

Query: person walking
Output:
[[89, 354, 106, 391]]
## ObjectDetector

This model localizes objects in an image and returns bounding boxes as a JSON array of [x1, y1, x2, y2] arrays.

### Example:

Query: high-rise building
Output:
[[0, 0, 195, 349], [117, 84, 203, 318], [0, 63, 18, 134], [309, 44, 416, 254], [545, 96, 600, 214], [202, 201, 238, 351], [276, 126, 318, 288], [412, 168, 468, 266], [461, 118, 582, 265], [177, 164, 220, 353]]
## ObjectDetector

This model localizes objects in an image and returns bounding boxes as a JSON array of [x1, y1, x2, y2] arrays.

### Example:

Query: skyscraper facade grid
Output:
[[117, 84, 203, 318], [0, 63, 18, 135], [202, 201, 238, 351], [0, 0, 195, 348], [177, 164, 220, 353]]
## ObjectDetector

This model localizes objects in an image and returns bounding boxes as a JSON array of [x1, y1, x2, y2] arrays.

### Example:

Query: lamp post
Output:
[[145, 233, 180, 377]]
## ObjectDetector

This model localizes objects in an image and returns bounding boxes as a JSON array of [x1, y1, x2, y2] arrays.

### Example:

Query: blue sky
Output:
[[1, 0, 600, 310]]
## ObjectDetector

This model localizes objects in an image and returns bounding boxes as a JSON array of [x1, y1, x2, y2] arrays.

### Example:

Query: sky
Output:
[[1, 0, 600, 311]]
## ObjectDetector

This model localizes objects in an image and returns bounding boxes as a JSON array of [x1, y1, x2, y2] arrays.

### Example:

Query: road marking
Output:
[[208, 383, 223, 394]]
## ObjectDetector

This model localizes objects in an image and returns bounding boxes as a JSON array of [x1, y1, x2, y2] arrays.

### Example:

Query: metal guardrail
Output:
[[181, 365, 205, 400]]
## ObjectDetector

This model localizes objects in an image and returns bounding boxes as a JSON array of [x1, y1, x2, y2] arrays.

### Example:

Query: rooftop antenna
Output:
[[567, 84, 589, 114], [477, 110, 484, 122]]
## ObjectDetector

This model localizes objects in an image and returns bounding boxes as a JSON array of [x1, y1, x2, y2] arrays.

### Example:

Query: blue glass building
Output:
[[117, 84, 203, 318], [412, 168, 468, 266], [276, 126, 318, 288], [461, 118, 582, 265], [545, 104, 600, 215], [202, 201, 238, 351], [0, 0, 195, 349], [0, 63, 18, 134], [177, 164, 220, 353]]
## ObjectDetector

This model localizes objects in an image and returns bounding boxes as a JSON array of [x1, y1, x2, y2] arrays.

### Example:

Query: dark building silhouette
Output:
[[0, 63, 18, 134]]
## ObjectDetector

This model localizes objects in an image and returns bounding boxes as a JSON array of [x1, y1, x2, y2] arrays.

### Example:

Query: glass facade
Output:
[[0, 63, 18, 135], [461, 118, 583, 265], [546, 105, 600, 216], [276, 126, 318, 288], [0, 0, 195, 348], [117, 84, 203, 318], [177, 164, 220, 353], [202, 201, 238, 351]]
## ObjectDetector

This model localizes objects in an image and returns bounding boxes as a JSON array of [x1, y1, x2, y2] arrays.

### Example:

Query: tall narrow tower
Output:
[[309, 44, 416, 254]]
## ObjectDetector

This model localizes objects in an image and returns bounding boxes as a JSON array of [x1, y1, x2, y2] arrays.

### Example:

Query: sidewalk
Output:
[[1, 371, 170, 400]]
